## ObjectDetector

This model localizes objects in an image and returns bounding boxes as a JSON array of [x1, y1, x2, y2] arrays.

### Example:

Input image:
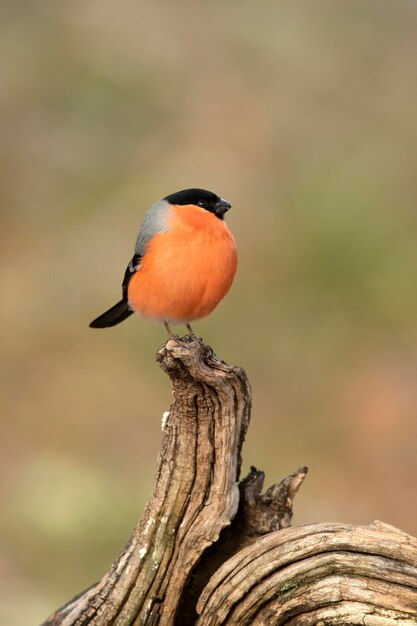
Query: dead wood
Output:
[[41, 337, 417, 626], [197, 520, 417, 625]]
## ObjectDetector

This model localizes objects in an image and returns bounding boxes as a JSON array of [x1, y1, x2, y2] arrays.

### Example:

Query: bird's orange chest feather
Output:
[[170, 203, 233, 243], [127, 204, 237, 322]]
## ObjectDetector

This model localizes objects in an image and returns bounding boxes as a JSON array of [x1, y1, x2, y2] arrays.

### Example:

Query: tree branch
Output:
[[197, 520, 417, 625], [41, 338, 417, 626], [42, 337, 251, 626]]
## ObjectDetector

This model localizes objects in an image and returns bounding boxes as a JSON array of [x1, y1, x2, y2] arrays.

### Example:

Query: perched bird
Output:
[[89, 188, 237, 339]]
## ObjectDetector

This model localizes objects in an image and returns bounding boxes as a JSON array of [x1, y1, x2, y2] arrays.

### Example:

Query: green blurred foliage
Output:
[[1, 1, 417, 623]]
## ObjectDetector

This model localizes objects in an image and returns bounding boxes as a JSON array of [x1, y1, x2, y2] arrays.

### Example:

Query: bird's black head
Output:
[[164, 188, 232, 220]]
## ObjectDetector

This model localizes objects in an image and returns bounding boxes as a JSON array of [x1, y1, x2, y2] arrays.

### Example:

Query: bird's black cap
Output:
[[164, 188, 231, 219]]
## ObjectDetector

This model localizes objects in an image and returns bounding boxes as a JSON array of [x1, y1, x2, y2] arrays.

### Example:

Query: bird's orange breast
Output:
[[127, 205, 237, 323]]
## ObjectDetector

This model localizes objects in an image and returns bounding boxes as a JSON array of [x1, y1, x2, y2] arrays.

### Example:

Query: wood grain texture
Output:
[[41, 337, 251, 626], [197, 521, 417, 625], [41, 338, 417, 626]]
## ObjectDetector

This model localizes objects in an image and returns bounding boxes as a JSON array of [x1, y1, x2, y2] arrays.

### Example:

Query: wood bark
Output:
[[41, 337, 417, 626]]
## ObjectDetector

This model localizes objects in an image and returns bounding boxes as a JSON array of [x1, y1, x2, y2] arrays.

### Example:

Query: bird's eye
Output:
[[198, 200, 208, 208]]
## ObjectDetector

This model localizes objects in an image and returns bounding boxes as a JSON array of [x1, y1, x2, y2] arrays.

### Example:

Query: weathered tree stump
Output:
[[42, 338, 417, 626]]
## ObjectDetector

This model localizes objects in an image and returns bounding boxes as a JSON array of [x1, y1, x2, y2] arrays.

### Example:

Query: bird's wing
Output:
[[122, 253, 142, 299], [122, 199, 170, 299]]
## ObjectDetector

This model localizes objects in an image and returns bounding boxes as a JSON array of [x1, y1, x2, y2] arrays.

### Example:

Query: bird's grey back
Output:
[[134, 199, 170, 257]]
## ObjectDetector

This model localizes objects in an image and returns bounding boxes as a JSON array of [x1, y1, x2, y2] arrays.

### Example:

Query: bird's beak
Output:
[[215, 198, 232, 217]]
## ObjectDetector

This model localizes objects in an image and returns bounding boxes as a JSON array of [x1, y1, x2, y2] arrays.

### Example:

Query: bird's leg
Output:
[[186, 323, 197, 340], [164, 320, 177, 340]]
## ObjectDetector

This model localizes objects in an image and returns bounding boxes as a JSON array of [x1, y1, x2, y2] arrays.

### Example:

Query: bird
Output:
[[89, 188, 237, 339]]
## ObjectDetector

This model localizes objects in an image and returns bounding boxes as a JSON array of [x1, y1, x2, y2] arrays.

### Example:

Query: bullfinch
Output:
[[89, 188, 237, 338]]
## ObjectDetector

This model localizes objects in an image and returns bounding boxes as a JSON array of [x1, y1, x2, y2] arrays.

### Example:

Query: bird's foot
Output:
[[186, 324, 202, 343], [164, 321, 180, 341]]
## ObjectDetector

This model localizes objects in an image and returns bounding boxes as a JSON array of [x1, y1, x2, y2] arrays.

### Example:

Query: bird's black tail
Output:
[[89, 299, 133, 328]]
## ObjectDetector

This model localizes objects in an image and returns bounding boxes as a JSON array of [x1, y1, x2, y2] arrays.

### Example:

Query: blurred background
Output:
[[1, 0, 417, 623]]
